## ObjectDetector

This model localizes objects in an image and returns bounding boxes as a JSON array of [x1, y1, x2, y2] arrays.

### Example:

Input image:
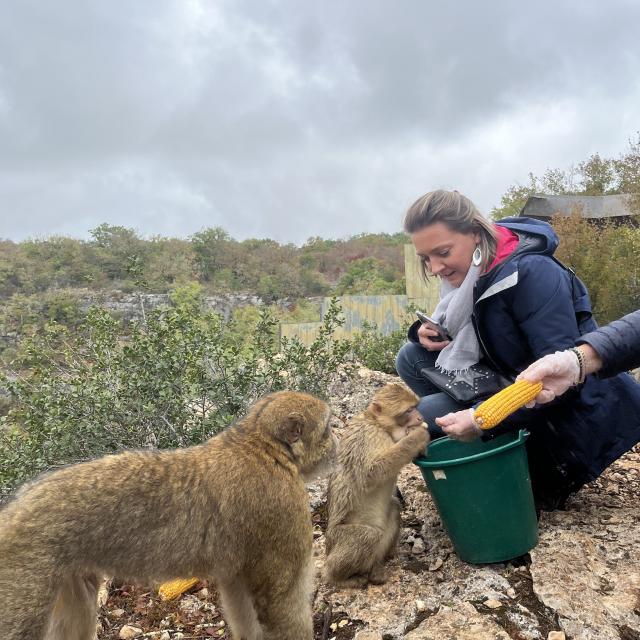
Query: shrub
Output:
[[347, 321, 408, 374], [0, 298, 351, 496], [552, 212, 640, 324]]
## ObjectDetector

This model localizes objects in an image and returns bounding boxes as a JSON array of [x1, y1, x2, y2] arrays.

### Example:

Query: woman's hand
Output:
[[435, 408, 482, 442], [417, 323, 450, 351], [517, 350, 581, 405]]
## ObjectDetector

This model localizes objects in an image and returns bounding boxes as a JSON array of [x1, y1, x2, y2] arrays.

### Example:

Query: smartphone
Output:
[[415, 311, 451, 342]]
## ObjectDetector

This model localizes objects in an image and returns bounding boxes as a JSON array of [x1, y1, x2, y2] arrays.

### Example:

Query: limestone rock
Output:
[[530, 506, 640, 640], [404, 602, 511, 639], [354, 631, 384, 640]]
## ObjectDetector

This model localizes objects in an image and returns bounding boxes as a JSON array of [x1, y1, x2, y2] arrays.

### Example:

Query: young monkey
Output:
[[324, 383, 429, 588]]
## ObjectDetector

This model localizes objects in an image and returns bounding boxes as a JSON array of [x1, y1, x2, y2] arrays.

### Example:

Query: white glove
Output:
[[517, 350, 580, 405], [436, 408, 482, 442]]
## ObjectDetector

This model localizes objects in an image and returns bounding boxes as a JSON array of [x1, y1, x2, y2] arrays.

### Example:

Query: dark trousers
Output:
[[395, 341, 473, 439]]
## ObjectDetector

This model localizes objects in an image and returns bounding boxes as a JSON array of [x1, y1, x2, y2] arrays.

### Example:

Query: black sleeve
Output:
[[407, 319, 421, 343]]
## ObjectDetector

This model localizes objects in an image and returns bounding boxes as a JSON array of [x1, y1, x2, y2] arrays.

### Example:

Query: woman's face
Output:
[[411, 222, 480, 288]]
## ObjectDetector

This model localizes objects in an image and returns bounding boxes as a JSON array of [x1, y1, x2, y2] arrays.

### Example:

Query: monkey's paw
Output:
[[368, 564, 389, 585]]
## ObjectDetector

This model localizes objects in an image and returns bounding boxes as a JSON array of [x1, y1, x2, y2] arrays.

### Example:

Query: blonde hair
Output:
[[403, 189, 497, 278]]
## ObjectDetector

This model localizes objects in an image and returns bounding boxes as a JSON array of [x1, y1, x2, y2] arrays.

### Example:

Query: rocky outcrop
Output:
[[79, 291, 264, 323]]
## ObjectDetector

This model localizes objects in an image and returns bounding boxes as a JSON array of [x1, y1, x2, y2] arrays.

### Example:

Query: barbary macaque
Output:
[[0, 391, 338, 640], [324, 383, 429, 588]]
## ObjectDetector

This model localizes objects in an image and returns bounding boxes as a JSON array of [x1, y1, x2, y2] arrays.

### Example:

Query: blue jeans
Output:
[[395, 341, 472, 439]]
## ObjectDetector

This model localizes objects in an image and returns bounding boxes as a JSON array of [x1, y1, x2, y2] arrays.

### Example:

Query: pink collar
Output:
[[486, 225, 519, 272]]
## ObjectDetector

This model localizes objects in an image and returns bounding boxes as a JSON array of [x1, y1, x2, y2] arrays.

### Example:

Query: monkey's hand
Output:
[[402, 425, 430, 456], [436, 409, 481, 442]]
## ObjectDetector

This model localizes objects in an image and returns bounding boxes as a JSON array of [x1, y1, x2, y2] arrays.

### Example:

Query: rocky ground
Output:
[[97, 368, 640, 640]]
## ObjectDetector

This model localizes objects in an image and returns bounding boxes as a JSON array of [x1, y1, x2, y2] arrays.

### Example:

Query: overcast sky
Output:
[[1, 1, 639, 245]]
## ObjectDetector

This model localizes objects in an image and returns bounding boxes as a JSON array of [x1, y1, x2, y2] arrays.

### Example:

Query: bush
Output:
[[0, 299, 352, 496], [552, 212, 640, 324], [347, 321, 408, 374]]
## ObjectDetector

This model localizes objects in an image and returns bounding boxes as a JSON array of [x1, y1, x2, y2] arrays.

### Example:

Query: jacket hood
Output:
[[495, 216, 559, 257]]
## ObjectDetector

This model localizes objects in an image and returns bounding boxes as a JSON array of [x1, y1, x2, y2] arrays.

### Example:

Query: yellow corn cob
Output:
[[158, 577, 199, 600], [474, 380, 543, 430]]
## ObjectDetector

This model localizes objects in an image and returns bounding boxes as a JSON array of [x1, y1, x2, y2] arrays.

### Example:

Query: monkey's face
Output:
[[295, 404, 339, 483], [388, 405, 427, 442], [367, 383, 428, 442], [401, 406, 425, 430], [265, 391, 338, 483]]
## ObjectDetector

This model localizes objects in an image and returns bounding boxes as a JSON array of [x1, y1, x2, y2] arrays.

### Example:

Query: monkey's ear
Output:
[[280, 413, 304, 444], [371, 401, 383, 415]]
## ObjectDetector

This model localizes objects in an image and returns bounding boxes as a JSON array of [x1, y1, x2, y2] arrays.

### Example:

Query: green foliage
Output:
[[0, 299, 351, 495], [277, 299, 322, 323], [333, 257, 405, 295], [491, 178, 538, 220], [168, 281, 205, 311], [0, 290, 87, 366], [0, 222, 406, 303], [277, 298, 352, 394], [230, 298, 321, 330], [190, 227, 234, 284], [89, 224, 150, 289], [346, 321, 408, 374], [577, 154, 616, 195], [552, 212, 640, 324]]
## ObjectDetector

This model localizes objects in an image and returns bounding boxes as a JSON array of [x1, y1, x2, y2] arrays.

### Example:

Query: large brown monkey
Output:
[[0, 390, 338, 640], [324, 383, 429, 588]]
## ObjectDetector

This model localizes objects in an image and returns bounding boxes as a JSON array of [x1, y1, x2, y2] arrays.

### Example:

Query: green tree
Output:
[[190, 227, 234, 284], [89, 223, 148, 288], [577, 154, 615, 195], [144, 237, 197, 290], [552, 212, 640, 324], [333, 257, 405, 295]]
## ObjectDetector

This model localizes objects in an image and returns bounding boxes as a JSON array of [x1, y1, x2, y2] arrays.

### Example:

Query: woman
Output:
[[395, 189, 640, 510]]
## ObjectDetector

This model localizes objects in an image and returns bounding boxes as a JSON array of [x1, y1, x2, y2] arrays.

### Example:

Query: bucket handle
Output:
[[416, 429, 529, 469]]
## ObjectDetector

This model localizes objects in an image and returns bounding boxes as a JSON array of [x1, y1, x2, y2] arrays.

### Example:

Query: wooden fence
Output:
[[279, 245, 440, 345]]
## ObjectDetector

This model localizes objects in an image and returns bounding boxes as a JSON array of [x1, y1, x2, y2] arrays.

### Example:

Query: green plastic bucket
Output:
[[414, 430, 538, 564]]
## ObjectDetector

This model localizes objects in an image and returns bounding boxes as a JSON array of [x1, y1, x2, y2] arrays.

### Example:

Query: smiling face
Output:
[[411, 221, 480, 288]]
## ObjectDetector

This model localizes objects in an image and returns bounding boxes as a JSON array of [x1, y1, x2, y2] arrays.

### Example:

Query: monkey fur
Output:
[[324, 383, 429, 588], [0, 390, 337, 640]]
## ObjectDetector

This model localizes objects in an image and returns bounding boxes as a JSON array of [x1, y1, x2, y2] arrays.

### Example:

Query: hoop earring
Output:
[[472, 245, 482, 267]]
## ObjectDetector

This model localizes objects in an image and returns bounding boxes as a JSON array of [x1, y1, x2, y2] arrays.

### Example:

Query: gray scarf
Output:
[[431, 263, 482, 373]]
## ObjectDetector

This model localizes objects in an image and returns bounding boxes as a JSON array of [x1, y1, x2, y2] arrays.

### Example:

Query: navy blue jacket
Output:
[[578, 309, 640, 377], [474, 217, 640, 484]]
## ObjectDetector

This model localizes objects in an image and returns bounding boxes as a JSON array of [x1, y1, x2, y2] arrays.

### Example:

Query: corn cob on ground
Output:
[[158, 577, 200, 600], [474, 380, 543, 430]]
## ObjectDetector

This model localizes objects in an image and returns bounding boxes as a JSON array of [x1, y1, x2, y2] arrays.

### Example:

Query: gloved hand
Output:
[[436, 408, 482, 442], [517, 350, 580, 405]]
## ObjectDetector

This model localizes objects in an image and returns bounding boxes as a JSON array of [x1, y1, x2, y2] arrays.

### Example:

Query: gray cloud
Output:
[[1, 0, 639, 243]]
